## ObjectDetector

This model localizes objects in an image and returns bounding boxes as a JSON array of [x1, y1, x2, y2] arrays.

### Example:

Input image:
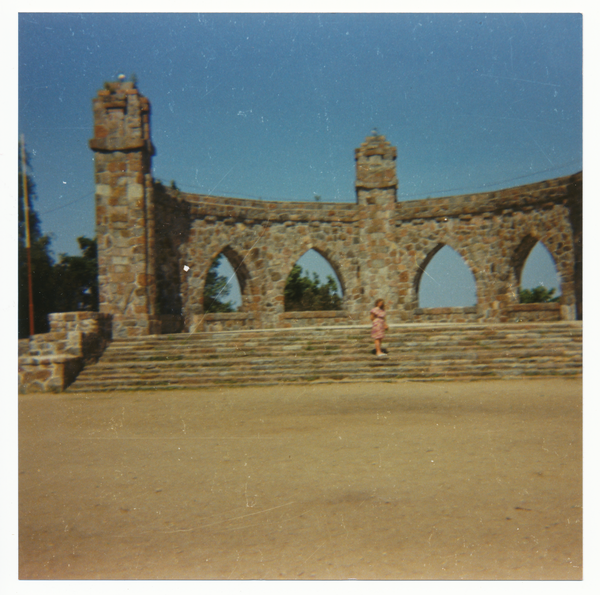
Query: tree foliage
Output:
[[19, 142, 100, 338], [519, 286, 560, 304], [203, 257, 235, 313], [284, 264, 343, 311], [18, 142, 56, 338], [53, 237, 99, 312]]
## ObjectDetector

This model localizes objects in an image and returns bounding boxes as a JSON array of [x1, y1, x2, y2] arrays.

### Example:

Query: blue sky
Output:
[[17, 9, 582, 307]]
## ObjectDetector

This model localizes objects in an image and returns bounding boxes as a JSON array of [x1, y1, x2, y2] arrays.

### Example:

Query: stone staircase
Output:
[[66, 322, 582, 392]]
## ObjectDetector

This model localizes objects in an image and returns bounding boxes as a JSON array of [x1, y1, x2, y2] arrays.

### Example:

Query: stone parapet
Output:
[[18, 312, 113, 393], [18, 355, 84, 393], [49, 311, 112, 336], [412, 307, 481, 324], [181, 192, 358, 223], [503, 303, 562, 323], [281, 310, 353, 328], [110, 314, 162, 338], [395, 172, 581, 223], [194, 312, 257, 333]]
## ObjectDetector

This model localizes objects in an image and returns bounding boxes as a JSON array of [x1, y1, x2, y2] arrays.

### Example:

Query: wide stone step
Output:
[[72, 357, 582, 385], [94, 348, 581, 368], [69, 366, 583, 392], [66, 323, 582, 392], [104, 331, 581, 344], [102, 323, 580, 342], [98, 337, 581, 355], [107, 328, 581, 345], [74, 358, 582, 380], [82, 350, 581, 371]]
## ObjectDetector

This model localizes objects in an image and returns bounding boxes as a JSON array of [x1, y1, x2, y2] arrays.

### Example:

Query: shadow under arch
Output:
[[414, 242, 478, 307]]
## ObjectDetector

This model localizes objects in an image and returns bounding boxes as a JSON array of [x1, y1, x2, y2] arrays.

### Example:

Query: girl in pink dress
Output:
[[370, 299, 389, 357]]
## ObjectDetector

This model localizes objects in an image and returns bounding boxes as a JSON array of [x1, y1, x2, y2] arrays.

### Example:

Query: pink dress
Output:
[[370, 307, 386, 340]]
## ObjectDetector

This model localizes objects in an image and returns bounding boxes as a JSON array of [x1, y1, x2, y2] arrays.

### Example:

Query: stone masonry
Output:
[[18, 312, 112, 392], [89, 81, 160, 337], [89, 80, 582, 337]]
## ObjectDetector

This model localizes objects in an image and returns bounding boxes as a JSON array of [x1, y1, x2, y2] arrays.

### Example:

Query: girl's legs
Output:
[[374, 338, 382, 356]]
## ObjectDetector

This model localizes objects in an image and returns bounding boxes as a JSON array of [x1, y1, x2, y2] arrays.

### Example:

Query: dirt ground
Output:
[[18, 378, 582, 580]]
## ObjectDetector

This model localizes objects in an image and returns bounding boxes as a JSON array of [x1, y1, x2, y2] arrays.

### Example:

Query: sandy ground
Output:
[[19, 378, 582, 580]]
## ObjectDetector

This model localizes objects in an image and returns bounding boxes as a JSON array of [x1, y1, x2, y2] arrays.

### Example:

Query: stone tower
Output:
[[355, 129, 398, 206], [89, 80, 160, 338], [355, 131, 400, 307]]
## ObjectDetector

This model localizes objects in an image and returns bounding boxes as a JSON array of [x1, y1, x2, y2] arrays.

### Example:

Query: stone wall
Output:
[[412, 307, 481, 324], [503, 303, 562, 323], [195, 312, 257, 333], [281, 310, 353, 329], [18, 312, 112, 393], [170, 171, 580, 331], [89, 81, 582, 336]]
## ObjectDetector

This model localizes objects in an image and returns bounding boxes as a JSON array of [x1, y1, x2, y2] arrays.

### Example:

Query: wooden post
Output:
[[21, 135, 35, 337]]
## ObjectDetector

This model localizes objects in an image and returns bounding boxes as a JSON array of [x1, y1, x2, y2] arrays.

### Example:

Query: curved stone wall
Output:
[[90, 81, 582, 337]]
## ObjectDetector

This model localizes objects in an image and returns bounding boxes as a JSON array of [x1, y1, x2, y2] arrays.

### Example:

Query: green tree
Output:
[[203, 257, 235, 313], [519, 286, 560, 304], [284, 264, 343, 311], [18, 141, 56, 338], [53, 237, 99, 312]]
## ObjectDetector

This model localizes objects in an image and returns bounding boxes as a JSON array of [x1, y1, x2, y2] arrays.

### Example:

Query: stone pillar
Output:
[[89, 79, 160, 338], [355, 131, 400, 310]]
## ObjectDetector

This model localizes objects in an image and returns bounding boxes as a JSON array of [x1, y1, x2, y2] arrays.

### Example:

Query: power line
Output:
[[40, 191, 94, 215], [399, 160, 582, 200], [42, 160, 580, 216], [175, 160, 581, 203]]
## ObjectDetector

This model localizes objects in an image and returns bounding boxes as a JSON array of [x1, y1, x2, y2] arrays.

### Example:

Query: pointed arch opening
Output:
[[517, 239, 561, 303], [417, 244, 477, 308], [203, 248, 248, 313], [284, 249, 344, 312]]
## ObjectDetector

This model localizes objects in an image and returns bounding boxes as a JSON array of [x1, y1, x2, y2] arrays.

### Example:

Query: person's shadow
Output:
[[371, 348, 389, 355]]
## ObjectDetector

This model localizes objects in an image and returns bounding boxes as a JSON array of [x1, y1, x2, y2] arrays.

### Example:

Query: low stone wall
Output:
[[412, 307, 481, 324], [194, 312, 257, 333], [281, 310, 352, 328], [18, 355, 85, 394], [48, 312, 113, 362], [18, 312, 113, 393], [49, 311, 112, 335], [503, 303, 562, 323]]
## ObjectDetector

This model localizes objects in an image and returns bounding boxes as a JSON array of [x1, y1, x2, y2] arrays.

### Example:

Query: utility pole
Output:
[[21, 135, 35, 337]]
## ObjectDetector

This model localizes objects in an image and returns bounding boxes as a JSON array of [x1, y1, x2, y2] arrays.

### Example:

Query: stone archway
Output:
[[507, 228, 576, 319], [512, 235, 542, 297], [413, 242, 479, 307], [282, 246, 346, 313], [200, 245, 256, 312], [89, 79, 582, 335]]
